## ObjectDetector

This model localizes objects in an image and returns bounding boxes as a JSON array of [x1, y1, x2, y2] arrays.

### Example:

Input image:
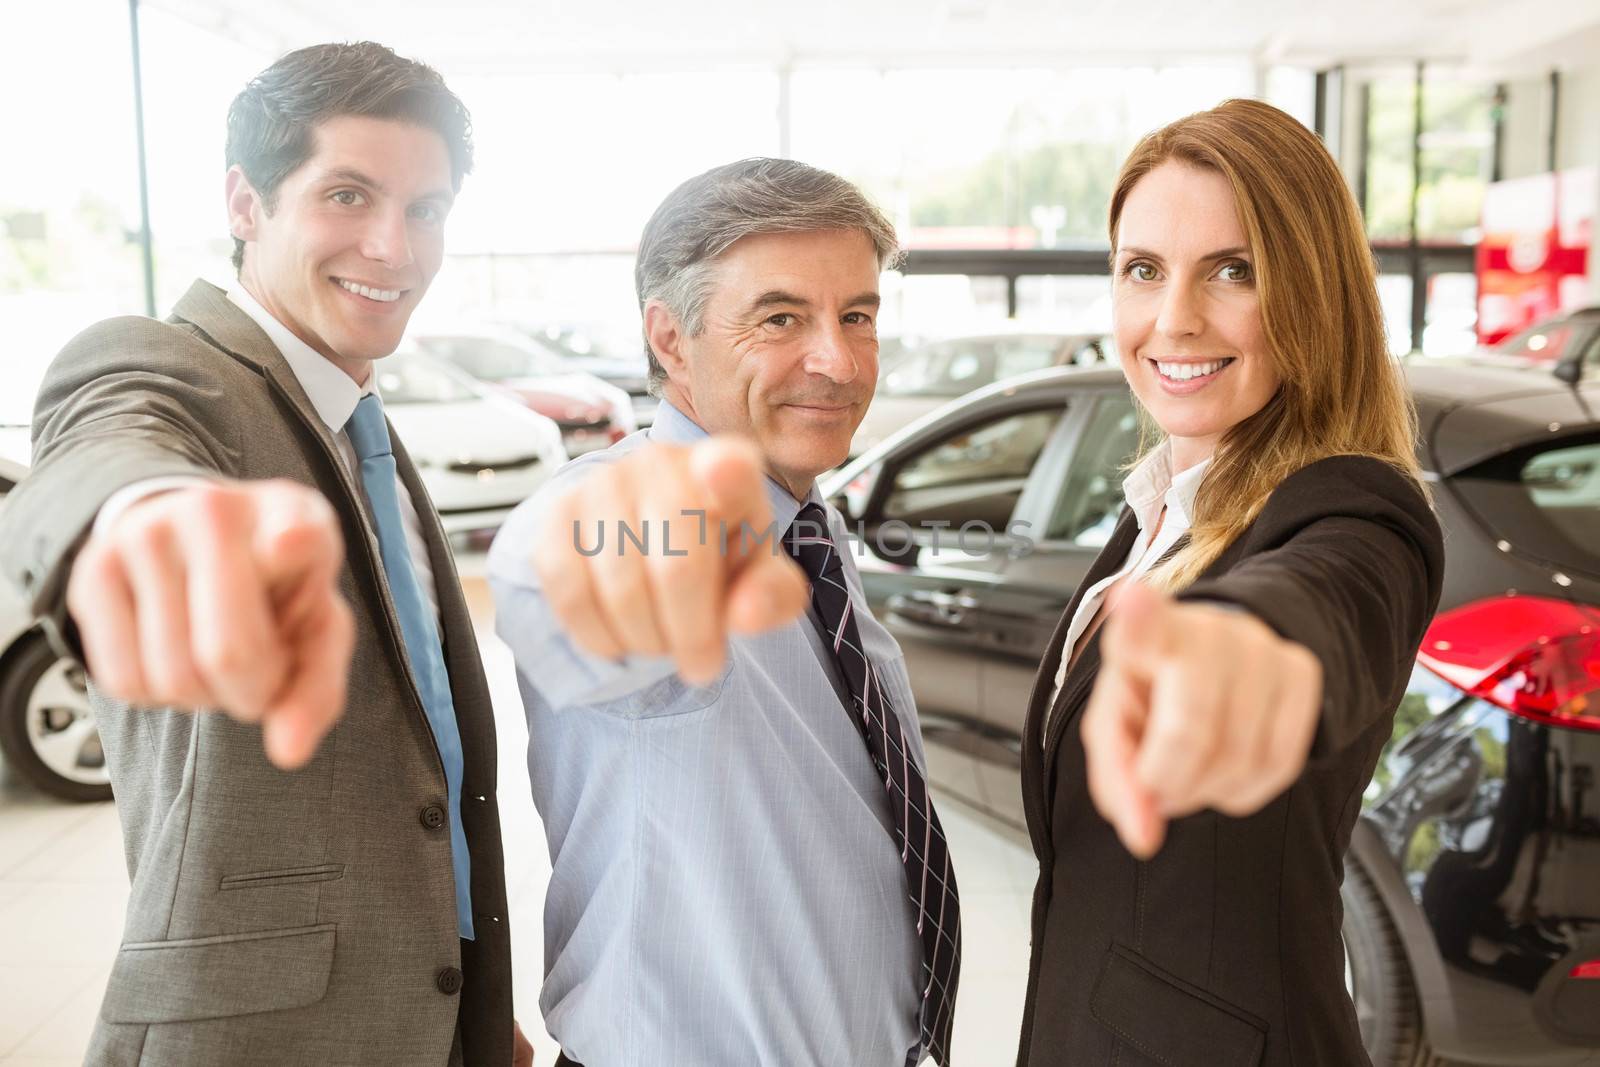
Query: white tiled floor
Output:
[[0, 572, 1035, 1066]]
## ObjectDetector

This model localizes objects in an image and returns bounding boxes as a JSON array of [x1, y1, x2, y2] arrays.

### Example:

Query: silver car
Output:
[[0, 443, 106, 801]]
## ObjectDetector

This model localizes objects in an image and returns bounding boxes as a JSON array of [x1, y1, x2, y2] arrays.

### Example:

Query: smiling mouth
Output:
[[1151, 357, 1235, 383], [333, 277, 405, 303]]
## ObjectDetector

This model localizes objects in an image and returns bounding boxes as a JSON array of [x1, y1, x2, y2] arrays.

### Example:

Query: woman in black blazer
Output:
[[1016, 99, 1445, 1067]]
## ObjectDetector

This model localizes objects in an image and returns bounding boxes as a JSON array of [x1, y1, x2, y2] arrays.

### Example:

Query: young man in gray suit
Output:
[[489, 159, 961, 1066], [0, 42, 531, 1066]]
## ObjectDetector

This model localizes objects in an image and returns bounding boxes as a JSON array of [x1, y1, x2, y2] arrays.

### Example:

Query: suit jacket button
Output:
[[420, 804, 446, 830], [436, 966, 463, 995]]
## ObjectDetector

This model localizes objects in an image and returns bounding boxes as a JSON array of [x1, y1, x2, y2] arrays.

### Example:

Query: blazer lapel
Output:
[[1020, 509, 1140, 853], [1038, 529, 1194, 810], [169, 282, 358, 498]]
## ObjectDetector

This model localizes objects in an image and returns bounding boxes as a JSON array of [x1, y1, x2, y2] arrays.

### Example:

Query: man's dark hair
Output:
[[225, 41, 473, 271]]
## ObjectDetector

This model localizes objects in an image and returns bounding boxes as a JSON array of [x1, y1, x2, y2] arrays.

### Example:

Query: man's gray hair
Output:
[[634, 157, 902, 393]]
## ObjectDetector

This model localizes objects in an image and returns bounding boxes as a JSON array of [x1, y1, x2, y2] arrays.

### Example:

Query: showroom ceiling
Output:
[[145, 0, 1600, 75]]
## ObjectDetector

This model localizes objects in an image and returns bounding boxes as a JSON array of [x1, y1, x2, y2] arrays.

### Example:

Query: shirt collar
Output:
[[1122, 441, 1211, 533], [646, 398, 821, 533], [227, 284, 375, 433]]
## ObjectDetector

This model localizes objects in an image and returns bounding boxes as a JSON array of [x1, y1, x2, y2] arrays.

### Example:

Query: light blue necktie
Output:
[[346, 393, 474, 940]]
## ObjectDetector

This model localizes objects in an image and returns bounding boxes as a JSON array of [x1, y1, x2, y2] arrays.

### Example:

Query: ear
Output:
[[225, 165, 263, 245], [643, 299, 691, 383]]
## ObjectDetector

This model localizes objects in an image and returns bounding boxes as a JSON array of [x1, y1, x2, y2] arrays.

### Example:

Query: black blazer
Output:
[[1016, 455, 1445, 1067]]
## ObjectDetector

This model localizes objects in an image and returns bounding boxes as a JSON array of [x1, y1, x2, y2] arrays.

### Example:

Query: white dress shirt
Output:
[[95, 285, 440, 622], [1046, 443, 1210, 717]]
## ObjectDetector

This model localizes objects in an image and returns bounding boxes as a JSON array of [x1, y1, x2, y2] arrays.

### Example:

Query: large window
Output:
[[1357, 66, 1495, 354], [791, 65, 1252, 250], [1364, 71, 1493, 243]]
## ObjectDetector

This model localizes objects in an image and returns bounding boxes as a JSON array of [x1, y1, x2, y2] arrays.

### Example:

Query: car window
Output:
[[993, 337, 1064, 380], [881, 340, 997, 398], [375, 354, 481, 405], [1495, 320, 1584, 362], [416, 336, 557, 380], [879, 408, 1064, 531], [1043, 393, 1142, 546], [1452, 431, 1600, 579]]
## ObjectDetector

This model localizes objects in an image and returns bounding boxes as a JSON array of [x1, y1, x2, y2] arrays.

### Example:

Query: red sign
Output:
[[1476, 168, 1595, 345]]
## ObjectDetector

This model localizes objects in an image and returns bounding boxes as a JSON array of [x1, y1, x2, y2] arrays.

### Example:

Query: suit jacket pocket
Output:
[[1089, 943, 1266, 1067], [101, 922, 336, 1024], [219, 863, 345, 891]]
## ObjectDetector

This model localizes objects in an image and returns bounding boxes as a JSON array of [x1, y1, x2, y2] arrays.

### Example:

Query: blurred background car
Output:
[[513, 322, 659, 429], [823, 357, 1600, 1067], [410, 328, 636, 456], [1484, 305, 1600, 382], [0, 438, 107, 803], [849, 331, 1113, 458], [377, 348, 569, 548]]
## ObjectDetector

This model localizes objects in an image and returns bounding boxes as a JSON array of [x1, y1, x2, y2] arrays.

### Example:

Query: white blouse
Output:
[[1046, 443, 1211, 724]]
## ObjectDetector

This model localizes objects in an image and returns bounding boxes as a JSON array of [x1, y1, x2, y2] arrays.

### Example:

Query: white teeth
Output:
[[1156, 359, 1229, 381], [337, 279, 400, 302]]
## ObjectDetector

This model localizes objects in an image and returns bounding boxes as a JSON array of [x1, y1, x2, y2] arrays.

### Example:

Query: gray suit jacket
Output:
[[0, 281, 513, 1066]]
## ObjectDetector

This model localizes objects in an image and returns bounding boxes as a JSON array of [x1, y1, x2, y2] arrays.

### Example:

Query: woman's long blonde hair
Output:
[[1110, 98, 1427, 591]]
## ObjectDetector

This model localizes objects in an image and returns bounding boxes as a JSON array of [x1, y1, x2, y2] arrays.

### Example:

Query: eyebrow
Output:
[[321, 167, 455, 206], [746, 290, 881, 312], [1117, 245, 1250, 263]]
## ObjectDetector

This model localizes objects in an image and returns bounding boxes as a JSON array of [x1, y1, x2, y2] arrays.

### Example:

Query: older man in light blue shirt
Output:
[[488, 159, 962, 1067]]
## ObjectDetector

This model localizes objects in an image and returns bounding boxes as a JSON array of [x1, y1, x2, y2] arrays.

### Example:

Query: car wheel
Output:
[[0, 632, 111, 802], [1342, 858, 1455, 1067]]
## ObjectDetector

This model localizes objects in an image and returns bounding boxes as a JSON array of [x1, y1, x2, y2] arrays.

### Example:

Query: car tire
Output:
[[1342, 857, 1457, 1067], [0, 632, 111, 803]]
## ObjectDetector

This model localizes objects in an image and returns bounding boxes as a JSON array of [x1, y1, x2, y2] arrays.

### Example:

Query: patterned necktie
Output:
[[785, 502, 961, 1066], [346, 393, 474, 940]]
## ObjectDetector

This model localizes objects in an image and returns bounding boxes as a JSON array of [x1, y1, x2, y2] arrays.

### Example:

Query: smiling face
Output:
[[227, 114, 455, 382], [650, 228, 883, 498], [1112, 160, 1281, 472]]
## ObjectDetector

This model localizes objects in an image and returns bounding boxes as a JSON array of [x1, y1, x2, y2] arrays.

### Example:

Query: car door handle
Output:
[[887, 589, 979, 627], [925, 591, 980, 612]]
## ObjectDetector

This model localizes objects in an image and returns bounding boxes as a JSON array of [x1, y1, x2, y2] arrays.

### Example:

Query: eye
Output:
[[1121, 260, 1158, 282], [409, 202, 444, 223], [843, 311, 874, 326], [766, 313, 794, 328], [1218, 260, 1253, 283], [330, 189, 364, 206]]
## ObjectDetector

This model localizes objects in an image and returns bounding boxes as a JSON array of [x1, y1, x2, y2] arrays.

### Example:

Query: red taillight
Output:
[[1416, 594, 1600, 732], [1572, 960, 1600, 979]]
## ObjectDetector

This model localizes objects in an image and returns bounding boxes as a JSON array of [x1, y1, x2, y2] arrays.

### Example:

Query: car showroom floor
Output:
[[0, 560, 1036, 1067]]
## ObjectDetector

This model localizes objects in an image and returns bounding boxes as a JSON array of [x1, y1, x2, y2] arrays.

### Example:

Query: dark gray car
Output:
[[823, 358, 1600, 1067]]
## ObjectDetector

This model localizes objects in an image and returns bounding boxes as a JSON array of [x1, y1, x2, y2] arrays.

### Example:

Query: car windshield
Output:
[[414, 336, 559, 380], [1493, 318, 1595, 363], [1451, 430, 1600, 579], [375, 353, 481, 405], [530, 324, 647, 367], [879, 336, 1065, 398]]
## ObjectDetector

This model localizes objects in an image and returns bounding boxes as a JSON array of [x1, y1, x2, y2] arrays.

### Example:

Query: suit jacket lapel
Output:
[[1021, 509, 1140, 853], [169, 282, 356, 494], [1038, 528, 1194, 810]]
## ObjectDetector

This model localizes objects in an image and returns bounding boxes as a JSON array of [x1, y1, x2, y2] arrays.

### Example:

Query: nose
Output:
[[1154, 279, 1204, 340], [804, 319, 861, 385], [360, 207, 414, 272]]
